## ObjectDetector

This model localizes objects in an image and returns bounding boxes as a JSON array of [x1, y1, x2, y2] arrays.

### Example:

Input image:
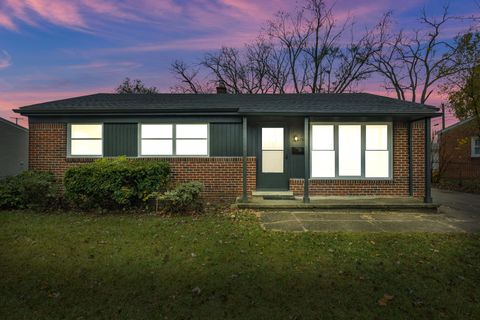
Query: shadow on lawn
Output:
[[2, 241, 479, 319]]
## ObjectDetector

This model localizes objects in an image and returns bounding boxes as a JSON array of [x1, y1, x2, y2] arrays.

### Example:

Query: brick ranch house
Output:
[[14, 92, 440, 203], [438, 117, 480, 180]]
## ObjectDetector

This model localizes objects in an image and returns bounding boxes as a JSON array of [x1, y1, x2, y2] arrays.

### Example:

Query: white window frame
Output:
[[472, 136, 480, 158], [310, 122, 393, 180], [67, 123, 103, 158], [311, 125, 335, 178], [139, 123, 209, 157], [139, 124, 174, 156]]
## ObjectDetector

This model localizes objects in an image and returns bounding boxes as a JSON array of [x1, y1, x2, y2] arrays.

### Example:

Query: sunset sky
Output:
[[0, 0, 478, 129]]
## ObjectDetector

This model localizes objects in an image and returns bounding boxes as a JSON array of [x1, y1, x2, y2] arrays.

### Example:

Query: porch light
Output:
[[293, 135, 300, 142]]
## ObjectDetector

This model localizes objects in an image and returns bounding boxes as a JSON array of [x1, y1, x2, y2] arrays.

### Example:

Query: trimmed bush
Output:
[[64, 157, 171, 210], [0, 171, 60, 210], [157, 182, 204, 213]]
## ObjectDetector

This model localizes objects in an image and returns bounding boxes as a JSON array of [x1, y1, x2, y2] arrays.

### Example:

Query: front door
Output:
[[256, 127, 289, 190]]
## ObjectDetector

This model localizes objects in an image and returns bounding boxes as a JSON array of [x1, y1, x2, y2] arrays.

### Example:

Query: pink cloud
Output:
[[1, 0, 182, 31], [66, 61, 141, 70], [0, 50, 12, 69], [93, 30, 262, 55], [0, 11, 16, 30]]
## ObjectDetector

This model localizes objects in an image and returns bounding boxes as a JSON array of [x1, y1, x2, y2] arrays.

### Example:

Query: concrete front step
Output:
[[251, 190, 296, 200], [234, 199, 440, 212], [252, 190, 294, 197]]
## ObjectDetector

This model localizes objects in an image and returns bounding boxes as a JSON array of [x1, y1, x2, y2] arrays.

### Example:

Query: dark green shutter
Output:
[[210, 123, 242, 156], [104, 123, 138, 157]]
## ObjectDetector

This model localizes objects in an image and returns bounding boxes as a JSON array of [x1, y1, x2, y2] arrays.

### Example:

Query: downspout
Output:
[[424, 118, 432, 203], [242, 116, 248, 203], [304, 116, 310, 203], [408, 121, 414, 196]]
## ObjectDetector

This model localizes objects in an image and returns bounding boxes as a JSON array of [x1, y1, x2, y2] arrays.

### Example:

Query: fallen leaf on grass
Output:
[[378, 293, 394, 306], [192, 287, 202, 295]]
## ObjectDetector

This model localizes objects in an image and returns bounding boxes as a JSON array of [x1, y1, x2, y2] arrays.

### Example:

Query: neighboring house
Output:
[[0, 117, 28, 178], [431, 141, 439, 172], [438, 117, 480, 180], [14, 91, 440, 203]]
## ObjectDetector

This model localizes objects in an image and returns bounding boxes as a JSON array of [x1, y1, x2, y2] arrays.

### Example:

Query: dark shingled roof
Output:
[[15, 93, 440, 117]]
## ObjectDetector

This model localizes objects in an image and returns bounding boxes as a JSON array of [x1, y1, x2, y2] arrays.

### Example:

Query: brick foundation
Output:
[[290, 121, 426, 198], [29, 122, 256, 202]]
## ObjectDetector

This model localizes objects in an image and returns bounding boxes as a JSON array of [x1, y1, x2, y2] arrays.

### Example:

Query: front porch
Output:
[[235, 192, 439, 211], [239, 116, 434, 204]]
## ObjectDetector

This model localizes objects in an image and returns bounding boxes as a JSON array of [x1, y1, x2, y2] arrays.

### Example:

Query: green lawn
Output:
[[0, 211, 479, 319]]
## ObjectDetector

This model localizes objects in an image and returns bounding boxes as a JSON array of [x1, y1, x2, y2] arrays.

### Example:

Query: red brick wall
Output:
[[290, 121, 426, 198], [29, 120, 426, 201], [28, 122, 256, 202], [439, 120, 480, 179]]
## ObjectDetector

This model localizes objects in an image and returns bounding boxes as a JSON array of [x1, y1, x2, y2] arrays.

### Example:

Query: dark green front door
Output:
[[256, 126, 289, 190]]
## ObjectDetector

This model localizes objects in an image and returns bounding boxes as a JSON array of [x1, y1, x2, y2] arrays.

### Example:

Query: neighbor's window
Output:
[[140, 124, 208, 156], [311, 123, 391, 179], [472, 136, 480, 158], [69, 124, 103, 156]]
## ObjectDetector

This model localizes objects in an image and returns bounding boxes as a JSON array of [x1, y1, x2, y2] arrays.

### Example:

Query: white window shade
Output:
[[312, 151, 335, 177], [365, 124, 389, 177], [262, 151, 284, 173], [176, 124, 208, 139], [311, 125, 335, 178], [141, 140, 173, 156], [140, 124, 173, 156], [338, 125, 361, 176], [311, 123, 391, 179], [140, 123, 208, 156], [71, 124, 102, 139], [366, 125, 388, 150], [312, 125, 334, 150], [261, 127, 284, 173], [69, 124, 102, 156], [71, 140, 102, 156], [176, 140, 208, 155], [141, 124, 172, 138], [262, 128, 284, 150], [365, 151, 389, 177]]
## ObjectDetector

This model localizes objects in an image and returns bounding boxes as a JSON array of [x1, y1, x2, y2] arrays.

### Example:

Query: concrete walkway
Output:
[[258, 189, 480, 233], [433, 188, 480, 233]]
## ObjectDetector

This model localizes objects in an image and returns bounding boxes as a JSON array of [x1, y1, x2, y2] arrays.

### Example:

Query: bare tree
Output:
[[169, 0, 474, 99], [267, 9, 312, 93], [265, 43, 290, 93], [115, 77, 158, 94], [267, 0, 381, 94], [302, 0, 345, 93], [169, 60, 213, 93], [371, 6, 463, 103]]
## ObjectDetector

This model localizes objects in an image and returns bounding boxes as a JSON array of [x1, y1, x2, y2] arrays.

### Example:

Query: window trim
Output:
[[310, 122, 393, 180], [139, 124, 174, 156], [138, 123, 210, 157], [67, 123, 104, 158], [311, 124, 335, 178], [472, 136, 480, 158]]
